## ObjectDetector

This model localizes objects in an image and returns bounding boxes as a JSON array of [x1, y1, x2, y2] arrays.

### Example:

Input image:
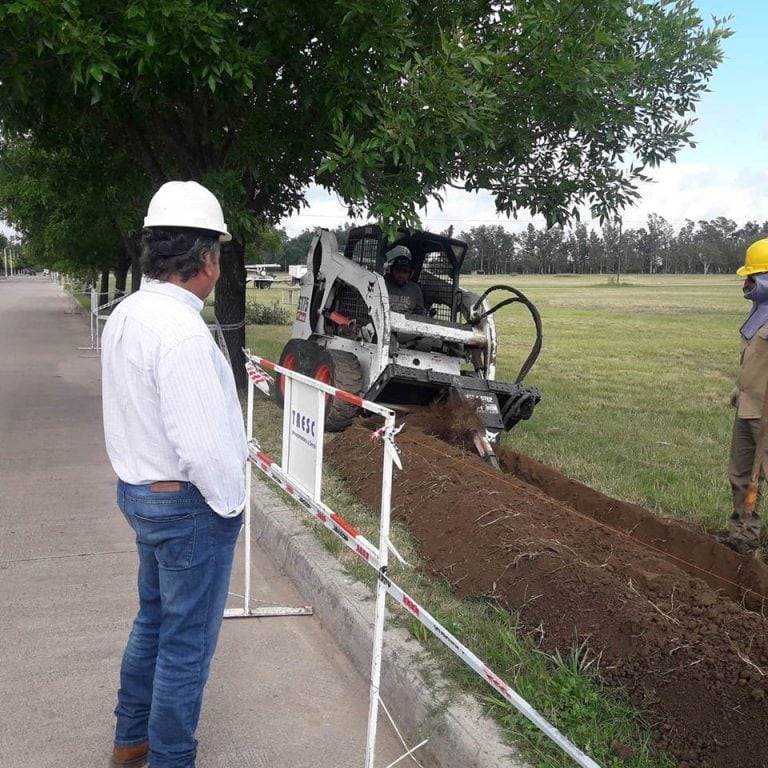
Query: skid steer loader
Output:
[[276, 224, 542, 463]]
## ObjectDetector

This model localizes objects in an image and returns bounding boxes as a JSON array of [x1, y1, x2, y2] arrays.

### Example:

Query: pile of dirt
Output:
[[326, 419, 768, 768]]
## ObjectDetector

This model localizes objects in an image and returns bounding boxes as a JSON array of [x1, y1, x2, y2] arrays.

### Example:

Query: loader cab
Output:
[[343, 225, 467, 322]]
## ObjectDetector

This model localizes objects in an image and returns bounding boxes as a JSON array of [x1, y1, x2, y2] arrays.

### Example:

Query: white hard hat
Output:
[[144, 181, 232, 242]]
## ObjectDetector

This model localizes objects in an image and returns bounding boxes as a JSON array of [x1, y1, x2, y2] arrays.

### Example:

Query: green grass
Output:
[[245, 323, 292, 363], [472, 273, 743, 529]]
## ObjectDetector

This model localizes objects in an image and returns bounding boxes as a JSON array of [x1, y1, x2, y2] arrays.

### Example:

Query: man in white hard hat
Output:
[[384, 245, 426, 315], [101, 181, 247, 767], [718, 238, 768, 556]]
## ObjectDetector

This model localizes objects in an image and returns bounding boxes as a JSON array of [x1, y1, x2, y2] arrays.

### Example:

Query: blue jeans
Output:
[[115, 480, 242, 768]]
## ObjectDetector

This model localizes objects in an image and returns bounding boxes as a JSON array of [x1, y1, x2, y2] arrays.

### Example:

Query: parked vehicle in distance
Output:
[[245, 263, 281, 289], [289, 264, 308, 284]]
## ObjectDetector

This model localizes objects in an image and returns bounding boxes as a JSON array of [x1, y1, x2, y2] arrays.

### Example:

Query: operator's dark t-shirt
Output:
[[384, 275, 425, 315]]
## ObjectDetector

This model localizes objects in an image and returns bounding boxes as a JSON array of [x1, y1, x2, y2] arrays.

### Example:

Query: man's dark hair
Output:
[[141, 227, 221, 281]]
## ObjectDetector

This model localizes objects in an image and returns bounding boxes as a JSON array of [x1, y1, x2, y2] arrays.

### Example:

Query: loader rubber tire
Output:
[[311, 349, 364, 433], [275, 338, 323, 410]]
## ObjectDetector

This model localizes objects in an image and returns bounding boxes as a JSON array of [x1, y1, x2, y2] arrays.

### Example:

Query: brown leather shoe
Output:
[[111, 742, 149, 767]]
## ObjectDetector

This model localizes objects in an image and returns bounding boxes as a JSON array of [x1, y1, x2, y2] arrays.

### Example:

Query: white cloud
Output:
[[626, 163, 768, 229], [418, 189, 545, 234], [278, 187, 355, 237], [279, 162, 768, 239], [279, 185, 545, 238]]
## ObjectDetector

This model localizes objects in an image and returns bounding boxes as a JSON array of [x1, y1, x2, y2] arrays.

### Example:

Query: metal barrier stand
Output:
[[224, 362, 312, 619]]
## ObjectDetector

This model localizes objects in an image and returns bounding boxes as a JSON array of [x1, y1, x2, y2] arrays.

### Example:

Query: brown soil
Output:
[[326, 412, 768, 768]]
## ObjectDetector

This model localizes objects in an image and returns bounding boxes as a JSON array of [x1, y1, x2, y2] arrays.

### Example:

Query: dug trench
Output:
[[325, 413, 768, 768]]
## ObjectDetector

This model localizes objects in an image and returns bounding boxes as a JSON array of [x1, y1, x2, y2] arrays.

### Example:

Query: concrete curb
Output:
[[250, 475, 528, 768]]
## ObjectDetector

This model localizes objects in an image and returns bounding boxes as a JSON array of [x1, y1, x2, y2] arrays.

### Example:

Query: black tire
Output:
[[275, 338, 325, 409], [308, 348, 364, 432]]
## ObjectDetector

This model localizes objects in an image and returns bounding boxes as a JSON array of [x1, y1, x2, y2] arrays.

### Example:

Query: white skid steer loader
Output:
[[276, 225, 542, 464]]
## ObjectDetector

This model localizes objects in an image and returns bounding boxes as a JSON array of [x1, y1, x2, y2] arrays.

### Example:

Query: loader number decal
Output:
[[296, 294, 309, 322]]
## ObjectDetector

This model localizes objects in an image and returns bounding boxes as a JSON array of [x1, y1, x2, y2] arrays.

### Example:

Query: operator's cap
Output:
[[386, 245, 412, 269]]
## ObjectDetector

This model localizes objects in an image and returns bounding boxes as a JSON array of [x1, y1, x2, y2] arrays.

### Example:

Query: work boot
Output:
[[726, 511, 761, 550], [715, 531, 753, 555], [111, 742, 149, 767]]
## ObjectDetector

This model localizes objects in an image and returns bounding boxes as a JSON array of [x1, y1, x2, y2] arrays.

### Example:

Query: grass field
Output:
[[248, 273, 746, 532], [479, 273, 743, 531], [80, 272, 746, 529]]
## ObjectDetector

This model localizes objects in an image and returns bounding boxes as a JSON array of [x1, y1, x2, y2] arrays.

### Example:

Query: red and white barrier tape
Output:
[[248, 441, 600, 768], [250, 443, 380, 565], [244, 350, 402, 468], [245, 361, 274, 396], [245, 351, 369, 410]]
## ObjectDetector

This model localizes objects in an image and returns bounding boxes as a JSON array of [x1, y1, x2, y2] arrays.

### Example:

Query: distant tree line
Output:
[[454, 216, 768, 276], [14, 213, 766, 279], [275, 216, 768, 276]]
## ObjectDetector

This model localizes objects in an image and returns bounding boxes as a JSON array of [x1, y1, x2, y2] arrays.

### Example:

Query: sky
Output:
[[279, 1, 765, 238]]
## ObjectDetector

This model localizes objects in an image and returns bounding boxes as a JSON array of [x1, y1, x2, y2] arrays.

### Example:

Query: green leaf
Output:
[[125, 4, 144, 19]]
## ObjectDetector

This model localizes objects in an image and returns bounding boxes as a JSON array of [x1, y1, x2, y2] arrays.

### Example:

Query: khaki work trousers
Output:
[[728, 415, 764, 548]]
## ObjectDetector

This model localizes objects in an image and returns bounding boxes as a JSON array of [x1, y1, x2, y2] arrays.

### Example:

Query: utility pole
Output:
[[3, 248, 7, 278]]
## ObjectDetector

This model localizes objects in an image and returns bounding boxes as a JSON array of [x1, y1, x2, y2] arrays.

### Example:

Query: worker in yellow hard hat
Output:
[[718, 238, 768, 555]]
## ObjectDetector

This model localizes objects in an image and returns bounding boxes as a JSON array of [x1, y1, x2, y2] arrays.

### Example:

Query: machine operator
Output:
[[384, 246, 426, 315]]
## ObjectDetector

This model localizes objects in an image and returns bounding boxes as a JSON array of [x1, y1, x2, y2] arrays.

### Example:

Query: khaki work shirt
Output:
[[736, 323, 768, 419]]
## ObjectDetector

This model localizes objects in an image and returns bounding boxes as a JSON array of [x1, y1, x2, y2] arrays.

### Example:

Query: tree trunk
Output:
[[114, 243, 131, 300], [99, 269, 110, 308], [126, 236, 142, 293], [216, 238, 247, 391]]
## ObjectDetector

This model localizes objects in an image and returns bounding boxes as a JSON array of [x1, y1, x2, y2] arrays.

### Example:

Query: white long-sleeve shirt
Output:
[[101, 280, 247, 517]]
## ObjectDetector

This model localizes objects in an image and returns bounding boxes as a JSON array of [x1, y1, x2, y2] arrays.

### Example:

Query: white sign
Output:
[[284, 376, 324, 498]]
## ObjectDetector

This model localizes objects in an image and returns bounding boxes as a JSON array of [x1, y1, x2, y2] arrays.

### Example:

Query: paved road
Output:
[[0, 276, 406, 768]]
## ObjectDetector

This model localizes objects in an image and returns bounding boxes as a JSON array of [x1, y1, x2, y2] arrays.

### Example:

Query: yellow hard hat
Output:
[[737, 238, 768, 277]]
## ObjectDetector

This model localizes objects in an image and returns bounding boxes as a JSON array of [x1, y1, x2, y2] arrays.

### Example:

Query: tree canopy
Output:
[[1, 0, 730, 223], [0, 0, 729, 381]]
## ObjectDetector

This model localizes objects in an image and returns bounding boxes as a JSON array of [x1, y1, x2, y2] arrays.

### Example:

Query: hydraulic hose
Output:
[[471, 285, 542, 383]]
